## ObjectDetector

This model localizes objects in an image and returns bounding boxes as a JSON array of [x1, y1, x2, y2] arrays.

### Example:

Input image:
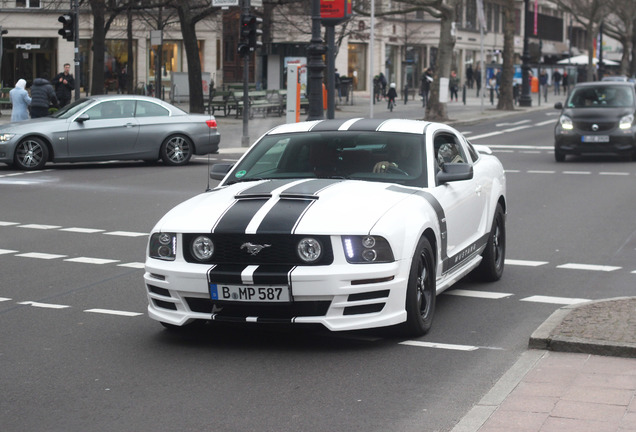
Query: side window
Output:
[[135, 101, 170, 117], [84, 101, 131, 120], [434, 133, 466, 166]]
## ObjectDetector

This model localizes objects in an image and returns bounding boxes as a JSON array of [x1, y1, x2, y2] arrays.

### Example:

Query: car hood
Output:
[[0, 117, 60, 132], [154, 179, 417, 235], [563, 107, 633, 121]]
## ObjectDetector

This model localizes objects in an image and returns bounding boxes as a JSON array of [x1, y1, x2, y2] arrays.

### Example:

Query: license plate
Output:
[[210, 284, 291, 303], [582, 135, 609, 143]]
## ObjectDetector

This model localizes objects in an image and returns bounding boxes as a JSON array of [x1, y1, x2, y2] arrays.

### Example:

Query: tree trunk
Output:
[[585, 23, 596, 82], [126, 6, 134, 94], [425, 2, 456, 122], [497, 0, 515, 110], [176, 4, 204, 113], [89, 0, 106, 95]]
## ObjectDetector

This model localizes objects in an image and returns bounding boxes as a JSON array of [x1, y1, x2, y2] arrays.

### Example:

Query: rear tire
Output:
[[161, 135, 193, 166], [473, 203, 506, 281], [403, 236, 436, 336]]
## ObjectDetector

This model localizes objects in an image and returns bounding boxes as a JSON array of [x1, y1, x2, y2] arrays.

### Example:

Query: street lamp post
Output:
[[518, 0, 532, 107], [306, 0, 326, 120]]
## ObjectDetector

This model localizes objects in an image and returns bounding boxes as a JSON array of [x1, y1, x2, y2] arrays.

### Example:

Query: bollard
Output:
[[462, 84, 466, 105], [490, 87, 494, 105]]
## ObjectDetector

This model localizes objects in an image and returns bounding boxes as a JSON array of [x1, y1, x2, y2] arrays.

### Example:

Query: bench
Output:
[[249, 90, 281, 118], [207, 90, 233, 116], [0, 87, 12, 111]]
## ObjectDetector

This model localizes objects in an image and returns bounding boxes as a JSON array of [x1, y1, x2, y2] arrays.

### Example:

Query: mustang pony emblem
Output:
[[241, 242, 271, 255]]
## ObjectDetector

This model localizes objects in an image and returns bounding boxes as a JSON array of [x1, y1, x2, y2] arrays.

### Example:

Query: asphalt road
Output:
[[2, 109, 636, 432]]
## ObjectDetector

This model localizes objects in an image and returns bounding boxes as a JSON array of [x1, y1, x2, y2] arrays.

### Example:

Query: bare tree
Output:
[[496, 0, 515, 110], [552, 0, 609, 81], [602, 0, 636, 76]]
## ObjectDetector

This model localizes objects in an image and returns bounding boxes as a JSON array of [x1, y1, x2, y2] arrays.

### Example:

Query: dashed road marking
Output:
[[557, 263, 622, 272], [505, 259, 549, 267], [118, 262, 145, 269], [400, 340, 480, 351], [84, 308, 143, 317], [18, 224, 62, 230], [520, 295, 590, 305], [444, 289, 513, 299], [104, 231, 147, 237], [17, 301, 71, 309], [16, 252, 67, 260], [0, 297, 11, 302], [60, 227, 106, 234], [0, 249, 18, 255], [0, 221, 20, 226], [65, 257, 121, 265]]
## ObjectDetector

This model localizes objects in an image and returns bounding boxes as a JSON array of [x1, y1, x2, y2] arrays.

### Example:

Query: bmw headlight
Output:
[[0, 133, 16, 143], [297, 237, 322, 263], [342, 236, 394, 264], [619, 114, 634, 130], [149, 232, 177, 261], [191, 235, 214, 261], [559, 115, 573, 130]]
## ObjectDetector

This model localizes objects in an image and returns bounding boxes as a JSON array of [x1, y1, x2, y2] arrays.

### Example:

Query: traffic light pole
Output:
[[241, 0, 250, 147], [73, 0, 80, 100]]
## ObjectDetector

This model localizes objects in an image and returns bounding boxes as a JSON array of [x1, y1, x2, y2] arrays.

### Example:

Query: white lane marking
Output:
[[504, 169, 521, 173], [84, 308, 143, 317], [60, 227, 106, 234], [444, 289, 513, 299], [535, 119, 556, 126], [527, 170, 556, 174], [118, 262, 145, 269], [17, 301, 71, 309], [15, 252, 67, 260], [488, 145, 554, 150], [557, 263, 621, 272], [599, 172, 630, 176], [505, 259, 549, 267], [504, 125, 533, 133], [0, 297, 11, 302], [521, 295, 590, 305], [65, 257, 120, 265], [104, 231, 148, 237], [400, 340, 479, 351], [18, 224, 62, 230], [0, 249, 18, 255], [0, 221, 20, 226], [469, 131, 504, 140], [563, 171, 591, 175], [496, 120, 532, 127]]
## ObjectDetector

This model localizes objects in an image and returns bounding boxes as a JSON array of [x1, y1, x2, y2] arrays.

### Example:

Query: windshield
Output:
[[226, 131, 427, 187], [566, 86, 634, 108], [52, 98, 94, 119]]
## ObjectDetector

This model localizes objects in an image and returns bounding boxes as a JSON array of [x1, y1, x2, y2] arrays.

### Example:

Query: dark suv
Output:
[[554, 82, 636, 162]]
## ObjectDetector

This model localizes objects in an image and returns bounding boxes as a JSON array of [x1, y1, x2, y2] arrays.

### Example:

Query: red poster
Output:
[[321, 0, 345, 20]]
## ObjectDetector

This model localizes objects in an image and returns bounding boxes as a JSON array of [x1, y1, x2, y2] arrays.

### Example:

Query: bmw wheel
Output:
[[403, 236, 436, 336], [14, 137, 49, 170], [161, 135, 193, 166], [473, 203, 506, 281]]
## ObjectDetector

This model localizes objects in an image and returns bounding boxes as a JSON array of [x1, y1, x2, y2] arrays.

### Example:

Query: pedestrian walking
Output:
[[31, 75, 58, 118], [562, 72, 569, 94], [449, 70, 459, 102], [539, 69, 548, 102], [552, 69, 562, 95], [53, 63, 74, 107], [386, 83, 397, 111], [9, 79, 32, 122], [420, 68, 432, 107]]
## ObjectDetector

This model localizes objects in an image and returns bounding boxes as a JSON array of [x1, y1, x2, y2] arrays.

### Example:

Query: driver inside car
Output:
[[373, 143, 417, 175]]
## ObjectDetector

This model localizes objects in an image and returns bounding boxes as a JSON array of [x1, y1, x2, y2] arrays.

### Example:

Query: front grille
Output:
[[183, 233, 333, 266], [185, 296, 331, 318], [574, 121, 616, 132]]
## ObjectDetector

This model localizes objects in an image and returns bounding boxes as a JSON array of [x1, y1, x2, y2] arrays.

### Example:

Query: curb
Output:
[[528, 296, 636, 358]]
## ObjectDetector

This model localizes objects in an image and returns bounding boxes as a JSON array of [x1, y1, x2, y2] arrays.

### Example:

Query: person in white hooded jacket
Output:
[[9, 79, 32, 122]]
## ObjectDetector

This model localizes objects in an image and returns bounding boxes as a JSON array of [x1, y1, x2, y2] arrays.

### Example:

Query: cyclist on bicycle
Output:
[[387, 83, 398, 110]]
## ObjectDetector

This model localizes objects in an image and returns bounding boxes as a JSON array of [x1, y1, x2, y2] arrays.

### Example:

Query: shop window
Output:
[[16, 0, 41, 7], [149, 41, 181, 82]]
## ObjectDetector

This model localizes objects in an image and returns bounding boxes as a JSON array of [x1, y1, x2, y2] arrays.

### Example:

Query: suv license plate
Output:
[[582, 135, 609, 143], [210, 284, 291, 303]]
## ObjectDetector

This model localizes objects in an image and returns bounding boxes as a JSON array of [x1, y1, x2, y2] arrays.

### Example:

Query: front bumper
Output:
[[144, 256, 409, 332], [555, 127, 636, 156]]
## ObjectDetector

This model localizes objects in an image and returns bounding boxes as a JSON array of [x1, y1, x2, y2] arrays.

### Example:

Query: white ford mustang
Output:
[[144, 118, 507, 336]]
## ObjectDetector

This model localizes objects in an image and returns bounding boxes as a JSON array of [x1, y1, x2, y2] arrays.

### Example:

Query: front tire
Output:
[[403, 236, 436, 336], [473, 203, 506, 281], [554, 149, 566, 162], [161, 135, 193, 166], [14, 137, 49, 170]]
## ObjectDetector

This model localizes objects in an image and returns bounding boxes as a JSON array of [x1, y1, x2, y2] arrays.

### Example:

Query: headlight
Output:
[[149, 232, 177, 261], [342, 236, 394, 264], [297, 237, 322, 263], [191, 235, 214, 261], [559, 115, 573, 130], [0, 133, 16, 143], [619, 114, 634, 130]]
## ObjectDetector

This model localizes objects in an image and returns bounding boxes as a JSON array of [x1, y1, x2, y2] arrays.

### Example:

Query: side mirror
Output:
[[436, 163, 473, 185], [210, 163, 234, 180], [75, 113, 90, 123], [554, 102, 563, 110]]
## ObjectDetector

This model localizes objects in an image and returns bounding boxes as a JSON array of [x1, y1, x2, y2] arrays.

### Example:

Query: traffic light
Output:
[[247, 15, 263, 50], [58, 13, 75, 42]]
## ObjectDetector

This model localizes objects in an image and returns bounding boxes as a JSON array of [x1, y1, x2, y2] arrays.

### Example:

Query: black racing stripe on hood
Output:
[[280, 178, 342, 197], [344, 118, 388, 131], [208, 264, 246, 284], [310, 119, 351, 131], [256, 199, 315, 234], [236, 179, 299, 197], [213, 199, 269, 233], [252, 265, 295, 285]]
